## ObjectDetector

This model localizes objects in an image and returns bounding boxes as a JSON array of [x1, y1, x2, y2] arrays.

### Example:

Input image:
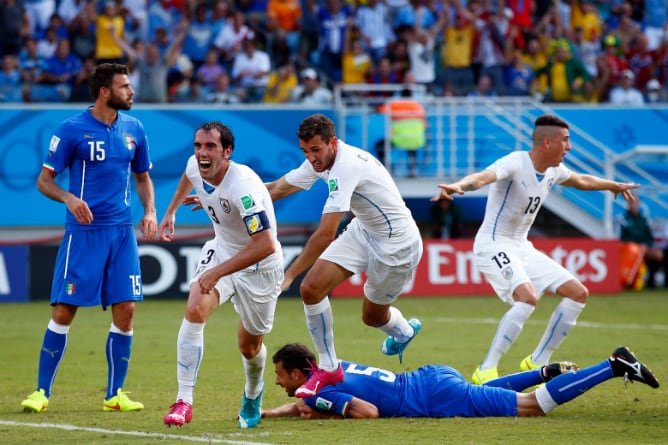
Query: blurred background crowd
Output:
[[0, 0, 667, 105]]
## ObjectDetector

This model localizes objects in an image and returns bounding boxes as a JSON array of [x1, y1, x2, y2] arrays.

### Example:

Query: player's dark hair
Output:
[[89, 63, 129, 99], [534, 114, 569, 129], [197, 121, 235, 152], [297, 114, 336, 142], [273, 343, 316, 375]]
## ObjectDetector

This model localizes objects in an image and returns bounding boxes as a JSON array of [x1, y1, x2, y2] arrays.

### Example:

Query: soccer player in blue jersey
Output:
[[262, 343, 659, 419], [21, 63, 157, 414]]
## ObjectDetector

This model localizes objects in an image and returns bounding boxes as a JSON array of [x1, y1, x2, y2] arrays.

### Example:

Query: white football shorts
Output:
[[190, 239, 283, 335], [474, 239, 574, 304], [321, 218, 423, 304]]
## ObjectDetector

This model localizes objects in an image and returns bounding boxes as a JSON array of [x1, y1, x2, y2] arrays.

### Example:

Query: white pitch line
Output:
[[431, 317, 668, 331], [0, 420, 277, 445]]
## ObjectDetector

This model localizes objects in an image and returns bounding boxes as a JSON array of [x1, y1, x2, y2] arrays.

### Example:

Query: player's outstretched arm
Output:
[[262, 402, 302, 418], [561, 173, 639, 201], [432, 169, 497, 202], [266, 176, 302, 201]]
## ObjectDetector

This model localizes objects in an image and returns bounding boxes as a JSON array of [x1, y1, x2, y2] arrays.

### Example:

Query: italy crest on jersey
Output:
[[123, 135, 135, 150]]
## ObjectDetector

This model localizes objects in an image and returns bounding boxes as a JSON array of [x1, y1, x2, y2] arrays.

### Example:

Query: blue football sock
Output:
[[545, 360, 613, 404], [37, 328, 68, 398], [484, 369, 543, 391], [106, 332, 132, 399]]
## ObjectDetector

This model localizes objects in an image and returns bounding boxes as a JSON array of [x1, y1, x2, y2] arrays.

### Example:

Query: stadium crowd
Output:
[[1, 0, 667, 104]]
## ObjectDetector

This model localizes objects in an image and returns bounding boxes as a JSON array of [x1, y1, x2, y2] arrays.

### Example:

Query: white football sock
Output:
[[242, 343, 266, 399], [531, 298, 585, 365], [379, 306, 414, 343], [304, 297, 338, 371], [176, 318, 205, 404], [480, 301, 535, 370]]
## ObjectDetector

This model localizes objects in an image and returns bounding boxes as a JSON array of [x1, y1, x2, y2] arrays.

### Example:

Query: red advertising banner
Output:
[[332, 238, 621, 297]]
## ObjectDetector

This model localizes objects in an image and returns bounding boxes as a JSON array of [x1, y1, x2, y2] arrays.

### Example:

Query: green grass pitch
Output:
[[1, 291, 667, 444]]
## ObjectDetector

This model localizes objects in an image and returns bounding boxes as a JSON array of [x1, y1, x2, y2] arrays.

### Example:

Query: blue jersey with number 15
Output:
[[43, 107, 152, 230]]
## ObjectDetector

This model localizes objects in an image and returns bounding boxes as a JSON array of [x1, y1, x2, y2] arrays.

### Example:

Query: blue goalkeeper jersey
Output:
[[304, 361, 517, 418], [43, 107, 152, 230]]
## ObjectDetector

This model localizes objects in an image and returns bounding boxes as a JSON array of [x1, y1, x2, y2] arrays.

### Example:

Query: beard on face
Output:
[[106, 92, 132, 111]]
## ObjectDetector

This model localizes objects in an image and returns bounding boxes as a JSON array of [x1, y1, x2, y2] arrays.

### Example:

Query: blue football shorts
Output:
[[50, 225, 143, 309]]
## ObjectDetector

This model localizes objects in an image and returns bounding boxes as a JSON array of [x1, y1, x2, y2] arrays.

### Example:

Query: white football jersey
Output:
[[185, 155, 282, 270], [285, 140, 417, 239], [475, 151, 571, 243]]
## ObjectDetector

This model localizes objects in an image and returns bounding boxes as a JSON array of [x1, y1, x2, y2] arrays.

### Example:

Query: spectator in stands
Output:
[[568, 25, 599, 78], [643, 0, 668, 50], [18, 37, 47, 89], [197, 48, 227, 91], [534, 39, 591, 103], [296, 0, 320, 66], [56, 0, 86, 28], [401, 7, 445, 95], [0, 0, 30, 57], [263, 61, 297, 103], [113, 19, 186, 103], [231, 35, 271, 103], [290, 67, 333, 105], [214, 9, 254, 71], [618, 194, 665, 289], [96, 1, 125, 64], [341, 18, 372, 86], [25, 0, 56, 36], [471, 4, 510, 96], [36, 26, 59, 59], [0, 54, 23, 102], [172, 77, 210, 103], [524, 25, 551, 100], [237, 0, 268, 31], [317, 0, 352, 83], [211, 0, 231, 39], [607, 2, 642, 54], [429, 198, 463, 240], [609, 69, 645, 105], [69, 55, 95, 102], [645, 78, 665, 103], [439, 1, 475, 97], [626, 34, 657, 91], [181, 3, 215, 73], [209, 71, 245, 104], [468, 73, 497, 97], [37, 12, 69, 41], [505, 49, 534, 96], [393, 0, 436, 31], [266, 0, 302, 55], [595, 34, 628, 102], [354, 0, 393, 64], [147, 0, 181, 42], [28, 38, 82, 102], [569, 0, 603, 46], [387, 37, 410, 79], [366, 55, 402, 96], [119, 0, 148, 42], [68, 4, 96, 60]]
